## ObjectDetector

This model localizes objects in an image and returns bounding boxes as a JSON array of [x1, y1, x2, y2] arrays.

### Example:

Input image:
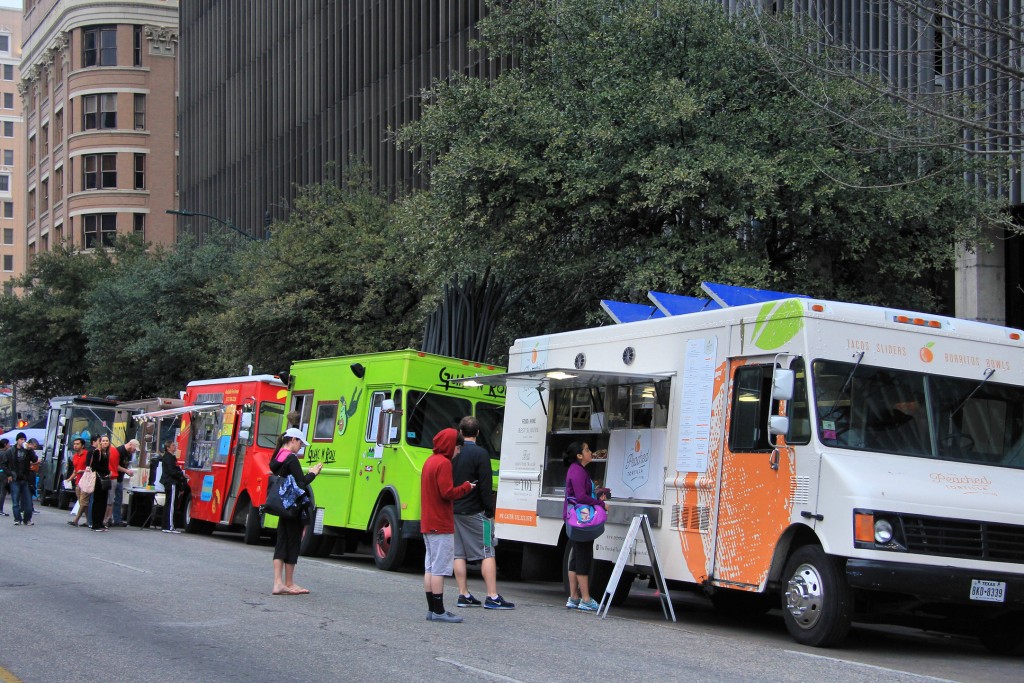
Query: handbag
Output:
[[264, 473, 307, 520], [565, 481, 607, 541], [98, 476, 112, 492], [79, 468, 97, 494]]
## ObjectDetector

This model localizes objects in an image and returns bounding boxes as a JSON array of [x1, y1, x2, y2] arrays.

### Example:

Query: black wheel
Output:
[[371, 504, 406, 571], [561, 543, 633, 606], [243, 503, 262, 545], [299, 489, 323, 557], [781, 545, 852, 647], [184, 494, 214, 535], [978, 613, 1024, 656], [711, 589, 775, 617]]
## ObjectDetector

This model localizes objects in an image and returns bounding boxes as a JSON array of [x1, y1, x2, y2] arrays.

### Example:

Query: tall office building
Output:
[[19, 0, 179, 256], [177, 1, 505, 241], [0, 6, 24, 293]]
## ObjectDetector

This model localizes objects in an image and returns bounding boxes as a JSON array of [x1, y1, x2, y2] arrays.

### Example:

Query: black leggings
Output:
[[568, 538, 594, 576], [91, 484, 109, 529], [274, 517, 303, 564]]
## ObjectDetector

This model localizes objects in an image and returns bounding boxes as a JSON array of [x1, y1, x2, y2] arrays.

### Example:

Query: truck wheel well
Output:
[[370, 488, 400, 530], [768, 523, 821, 585]]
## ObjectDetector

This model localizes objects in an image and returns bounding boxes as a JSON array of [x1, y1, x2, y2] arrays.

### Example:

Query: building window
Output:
[[28, 135, 35, 166], [2, 201, 11, 217], [27, 189, 34, 221], [83, 153, 117, 190], [0, 174, 9, 192], [134, 26, 142, 66], [54, 53, 63, 82], [83, 26, 117, 67], [41, 124, 49, 156], [82, 93, 117, 130], [0, 34, 9, 56], [1, 65, 12, 80], [134, 94, 146, 130], [41, 179, 48, 211], [2, 121, 12, 137], [134, 153, 145, 189], [2, 228, 11, 244], [54, 168, 63, 203], [83, 213, 117, 248], [54, 110, 63, 145], [2, 254, 12, 271], [133, 212, 145, 237], [2, 93, 11, 109], [2, 149, 11, 165]]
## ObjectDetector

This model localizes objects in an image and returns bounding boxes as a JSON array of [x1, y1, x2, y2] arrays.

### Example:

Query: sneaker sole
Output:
[[484, 604, 515, 609]]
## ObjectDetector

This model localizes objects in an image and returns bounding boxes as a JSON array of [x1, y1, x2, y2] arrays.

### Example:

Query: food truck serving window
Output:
[[406, 391, 471, 449], [475, 402, 504, 458], [257, 402, 284, 448], [186, 408, 222, 471], [313, 401, 338, 441]]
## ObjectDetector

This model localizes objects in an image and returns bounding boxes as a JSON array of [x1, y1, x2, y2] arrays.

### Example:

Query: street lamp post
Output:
[[166, 209, 258, 241]]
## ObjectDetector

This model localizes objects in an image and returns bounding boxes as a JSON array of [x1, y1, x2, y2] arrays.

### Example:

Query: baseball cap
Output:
[[283, 427, 309, 446]]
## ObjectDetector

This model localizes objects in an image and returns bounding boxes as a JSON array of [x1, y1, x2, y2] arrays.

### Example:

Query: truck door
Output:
[[712, 358, 810, 590], [350, 388, 396, 527]]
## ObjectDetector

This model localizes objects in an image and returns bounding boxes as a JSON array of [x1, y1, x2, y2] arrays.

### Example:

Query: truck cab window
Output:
[[256, 402, 284, 448]]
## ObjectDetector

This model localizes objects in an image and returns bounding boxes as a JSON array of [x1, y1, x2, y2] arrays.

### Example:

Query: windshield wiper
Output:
[[950, 368, 995, 418], [823, 352, 865, 420]]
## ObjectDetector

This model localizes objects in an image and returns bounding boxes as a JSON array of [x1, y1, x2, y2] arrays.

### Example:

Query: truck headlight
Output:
[[874, 519, 894, 544]]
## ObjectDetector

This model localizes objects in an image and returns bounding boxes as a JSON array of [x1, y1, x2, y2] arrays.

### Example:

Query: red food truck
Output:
[[176, 375, 287, 542]]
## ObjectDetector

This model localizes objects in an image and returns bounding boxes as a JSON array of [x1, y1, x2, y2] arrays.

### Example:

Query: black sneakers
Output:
[[484, 595, 515, 610], [457, 594, 482, 608]]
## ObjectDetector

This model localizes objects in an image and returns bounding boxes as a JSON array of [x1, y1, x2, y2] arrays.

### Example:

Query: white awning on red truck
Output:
[[132, 403, 224, 422]]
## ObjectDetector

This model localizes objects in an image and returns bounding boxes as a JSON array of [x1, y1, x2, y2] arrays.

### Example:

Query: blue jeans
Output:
[[112, 480, 125, 524], [10, 480, 33, 523]]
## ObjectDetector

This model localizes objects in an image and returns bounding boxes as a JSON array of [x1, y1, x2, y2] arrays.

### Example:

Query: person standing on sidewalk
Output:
[[159, 440, 188, 533], [67, 438, 91, 527], [88, 435, 115, 532], [107, 439, 138, 527], [421, 427, 475, 623], [6, 433, 38, 526], [451, 416, 514, 610], [0, 438, 9, 516]]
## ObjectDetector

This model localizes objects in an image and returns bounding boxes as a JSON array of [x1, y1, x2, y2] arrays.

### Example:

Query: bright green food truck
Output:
[[268, 350, 506, 569]]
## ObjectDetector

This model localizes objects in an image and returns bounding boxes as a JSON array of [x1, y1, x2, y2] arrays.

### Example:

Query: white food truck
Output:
[[459, 288, 1024, 652]]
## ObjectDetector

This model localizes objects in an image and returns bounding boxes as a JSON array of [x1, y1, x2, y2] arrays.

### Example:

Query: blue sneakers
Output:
[[428, 611, 464, 623], [457, 594, 482, 608], [484, 595, 515, 610], [566, 597, 581, 609], [577, 598, 599, 612]]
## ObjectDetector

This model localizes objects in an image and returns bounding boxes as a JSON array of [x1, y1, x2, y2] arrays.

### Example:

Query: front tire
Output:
[[243, 503, 262, 545], [978, 613, 1024, 655], [371, 504, 406, 571], [781, 545, 852, 647]]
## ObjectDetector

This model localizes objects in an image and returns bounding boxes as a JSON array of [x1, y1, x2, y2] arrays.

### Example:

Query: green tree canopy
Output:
[[400, 0, 1004, 351]]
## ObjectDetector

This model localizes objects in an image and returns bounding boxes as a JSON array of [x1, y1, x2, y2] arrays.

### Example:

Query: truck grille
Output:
[[900, 515, 1024, 564]]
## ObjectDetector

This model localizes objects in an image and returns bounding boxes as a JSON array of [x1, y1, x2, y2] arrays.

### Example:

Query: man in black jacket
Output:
[[159, 440, 188, 533], [451, 416, 515, 610], [6, 433, 38, 525], [0, 437, 9, 516]]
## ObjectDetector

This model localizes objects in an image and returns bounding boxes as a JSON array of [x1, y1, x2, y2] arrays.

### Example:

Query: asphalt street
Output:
[[0, 507, 1020, 683]]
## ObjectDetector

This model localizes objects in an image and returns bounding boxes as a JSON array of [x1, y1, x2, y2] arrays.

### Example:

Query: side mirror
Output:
[[768, 415, 790, 436], [240, 412, 253, 429], [772, 369, 795, 401]]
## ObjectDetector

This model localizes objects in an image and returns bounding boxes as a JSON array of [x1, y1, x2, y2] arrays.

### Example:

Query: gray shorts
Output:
[[453, 512, 496, 561], [423, 533, 455, 576]]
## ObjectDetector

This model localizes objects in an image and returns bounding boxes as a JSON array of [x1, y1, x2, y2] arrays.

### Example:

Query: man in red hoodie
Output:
[[421, 427, 475, 623]]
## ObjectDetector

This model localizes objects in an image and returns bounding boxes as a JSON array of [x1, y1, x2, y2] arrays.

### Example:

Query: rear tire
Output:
[[781, 545, 852, 647], [184, 494, 214, 535], [371, 504, 406, 571]]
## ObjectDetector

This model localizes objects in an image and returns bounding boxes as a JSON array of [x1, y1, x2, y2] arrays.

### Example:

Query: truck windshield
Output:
[[68, 406, 118, 444], [405, 391, 471, 449], [813, 359, 1024, 469]]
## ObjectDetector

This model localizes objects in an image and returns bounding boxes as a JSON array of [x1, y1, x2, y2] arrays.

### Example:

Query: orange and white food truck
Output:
[[176, 375, 287, 542], [457, 289, 1024, 652]]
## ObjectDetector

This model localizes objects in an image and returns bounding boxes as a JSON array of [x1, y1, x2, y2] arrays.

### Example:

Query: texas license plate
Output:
[[969, 579, 1006, 603]]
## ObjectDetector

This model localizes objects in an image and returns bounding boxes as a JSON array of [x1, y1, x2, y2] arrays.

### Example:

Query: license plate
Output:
[[969, 579, 1006, 603]]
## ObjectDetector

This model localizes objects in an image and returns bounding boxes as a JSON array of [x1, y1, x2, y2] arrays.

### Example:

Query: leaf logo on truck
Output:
[[337, 387, 363, 436], [752, 299, 804, 350]]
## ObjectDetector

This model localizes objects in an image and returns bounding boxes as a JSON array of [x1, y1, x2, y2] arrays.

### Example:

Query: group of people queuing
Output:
[[64, 435, 187, 533], [0, 433, 42, 525]]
